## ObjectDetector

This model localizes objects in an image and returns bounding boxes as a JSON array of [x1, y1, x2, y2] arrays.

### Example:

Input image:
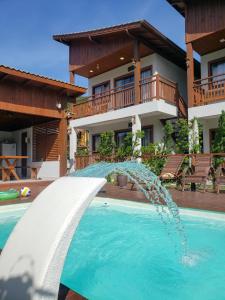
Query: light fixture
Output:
[[90, 69, 94, 73], [132, 58, 136, 66], [219, 38, 225, 43], [120, 56, 125, 61], [56, 102, 62, 110], [96, 64, 100, 70]]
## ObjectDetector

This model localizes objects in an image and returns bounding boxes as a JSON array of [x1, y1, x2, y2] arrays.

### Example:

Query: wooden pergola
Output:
[[0, 65, 86, 176]]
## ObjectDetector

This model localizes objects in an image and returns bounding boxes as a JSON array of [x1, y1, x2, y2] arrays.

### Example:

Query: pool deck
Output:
[[0, 180, 224, 212]]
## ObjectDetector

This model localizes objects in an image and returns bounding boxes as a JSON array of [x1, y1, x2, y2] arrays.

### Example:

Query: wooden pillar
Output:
[[186, 42, 194, 107], [59, 118, 68, 176], [134, 39, 141, 104], [70, 71, 75, 84]]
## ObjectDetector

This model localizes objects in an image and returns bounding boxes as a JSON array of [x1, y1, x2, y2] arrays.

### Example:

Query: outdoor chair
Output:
[[181, 154, 213, 192], [159, 155, 185, 183], [215, 163, 225, 194]]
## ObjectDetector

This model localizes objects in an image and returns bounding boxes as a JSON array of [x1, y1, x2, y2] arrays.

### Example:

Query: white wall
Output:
[[154, 54, 187, 100], [200, 118, 218, 153], [88, 53, 187, 100], [201, 48, 225, 79]]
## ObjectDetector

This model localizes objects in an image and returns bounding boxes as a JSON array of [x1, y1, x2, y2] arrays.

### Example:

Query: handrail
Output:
[[73, 74, 184, 119], [194, 73, 225, 84], [193, 73, 225, 106]]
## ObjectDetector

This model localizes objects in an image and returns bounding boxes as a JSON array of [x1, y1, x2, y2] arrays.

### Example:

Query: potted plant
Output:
[[117, 172, 128, 188]]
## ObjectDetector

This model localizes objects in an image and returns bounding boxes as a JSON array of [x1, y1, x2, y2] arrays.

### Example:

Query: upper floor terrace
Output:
[[53, 20, 194, 120], [167, 0, 225, 108], [72, 73, 187, 119]]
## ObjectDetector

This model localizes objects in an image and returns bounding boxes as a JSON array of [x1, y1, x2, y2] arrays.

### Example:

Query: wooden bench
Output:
[[13, 165, 41, 180]]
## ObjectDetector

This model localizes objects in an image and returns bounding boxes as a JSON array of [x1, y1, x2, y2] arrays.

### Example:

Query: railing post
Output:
[[133, 39, 141, 104], [156, 74, 160, 100]]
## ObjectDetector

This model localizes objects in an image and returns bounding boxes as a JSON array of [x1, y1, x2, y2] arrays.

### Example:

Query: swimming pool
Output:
[[0, 198, 225, 300]]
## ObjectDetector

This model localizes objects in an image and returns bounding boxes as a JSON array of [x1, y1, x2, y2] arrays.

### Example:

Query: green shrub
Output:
[[212, 110, 225, 168], [97, 131, 115, 160]]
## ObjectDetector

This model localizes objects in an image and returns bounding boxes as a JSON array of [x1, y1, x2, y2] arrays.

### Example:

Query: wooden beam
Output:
[[59, 118, 68, 176], [0, 101, 64, 119], [186, 42, 194, 107], [133, 39, 141, 104]]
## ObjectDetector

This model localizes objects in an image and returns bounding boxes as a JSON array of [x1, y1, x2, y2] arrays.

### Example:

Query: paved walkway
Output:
[[0, 180, 224, 212]]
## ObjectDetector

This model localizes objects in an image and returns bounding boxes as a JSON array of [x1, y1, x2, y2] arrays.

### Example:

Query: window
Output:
[[142, 126, 154, 146], [115, 129, 131, 147], [209, 58, 225, 81], [115, 75, 134, 89], [141, 67, 153, 81], [92, 81, 110, 97], [92, 134, 101, 152], [115, 67, 153, 89]]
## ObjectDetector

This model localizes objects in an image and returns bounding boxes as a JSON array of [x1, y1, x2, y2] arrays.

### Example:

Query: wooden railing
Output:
[[73, 74, 185, 119], [193, 73, 225, 106], [75, 153, 225, 170]]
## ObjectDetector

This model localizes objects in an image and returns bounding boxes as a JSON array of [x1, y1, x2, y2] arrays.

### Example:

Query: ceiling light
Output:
[[90, 70, 94, 73], [219, 38, 225, 43], [120, 57, 125, 61]]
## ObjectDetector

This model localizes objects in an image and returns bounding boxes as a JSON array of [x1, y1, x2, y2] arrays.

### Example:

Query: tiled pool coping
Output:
[[1, 197, 225, 222]]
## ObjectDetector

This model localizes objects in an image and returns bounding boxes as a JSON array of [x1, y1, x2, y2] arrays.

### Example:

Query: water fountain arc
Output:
[[0, 176, 106, 300]]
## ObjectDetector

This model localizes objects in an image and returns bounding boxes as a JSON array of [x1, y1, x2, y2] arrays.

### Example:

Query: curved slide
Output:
[[0, 176, 106, 300]]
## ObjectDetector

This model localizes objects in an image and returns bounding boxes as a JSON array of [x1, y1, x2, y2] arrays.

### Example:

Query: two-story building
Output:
[[54, 20, 193, 169], [168, 0, 225, 152]]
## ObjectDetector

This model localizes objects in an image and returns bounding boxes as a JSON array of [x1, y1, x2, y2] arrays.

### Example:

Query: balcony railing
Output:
[[73, 74, 186, 119], [193, 73, 225, 106]]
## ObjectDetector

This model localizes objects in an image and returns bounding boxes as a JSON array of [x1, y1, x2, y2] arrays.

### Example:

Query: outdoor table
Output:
[[0, 155, 29, 181]]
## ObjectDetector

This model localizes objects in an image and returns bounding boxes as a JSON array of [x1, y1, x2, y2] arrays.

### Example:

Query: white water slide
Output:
[[0, 176, 106, 300]]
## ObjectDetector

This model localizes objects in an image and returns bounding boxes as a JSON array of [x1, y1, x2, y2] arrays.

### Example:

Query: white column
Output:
[[69, 127, 77, 172], [132, 114, 142, 162]]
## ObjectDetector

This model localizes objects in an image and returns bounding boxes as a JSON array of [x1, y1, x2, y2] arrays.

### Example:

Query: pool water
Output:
[[0, 200, 225, 300]]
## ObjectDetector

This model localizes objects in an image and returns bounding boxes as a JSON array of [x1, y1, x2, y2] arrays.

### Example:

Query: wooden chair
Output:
[[181, 155, 213, 192], [215, 163, 225, 194], [159, 155, 185, 182]]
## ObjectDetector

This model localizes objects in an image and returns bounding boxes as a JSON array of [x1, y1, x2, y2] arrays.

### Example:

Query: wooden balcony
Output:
[[193, 73, 225, 106], [73, 74, 187, 119]]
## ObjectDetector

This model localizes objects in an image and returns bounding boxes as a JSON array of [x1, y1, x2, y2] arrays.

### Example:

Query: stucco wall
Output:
[[201, 48, 225, 79], [88, 53, 187, 100], [200, 118, 219, 153]]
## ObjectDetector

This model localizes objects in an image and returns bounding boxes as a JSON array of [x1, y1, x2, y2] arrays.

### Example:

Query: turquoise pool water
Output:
[[0, 200, 225, 300]]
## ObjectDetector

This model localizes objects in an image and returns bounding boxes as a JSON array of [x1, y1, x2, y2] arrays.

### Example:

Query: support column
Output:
[[59, 118, 68, 176], [70, 71, 75, 84], [69, 126, 77, 172], [186, 42, 194, 107], [134, 40, 141, 105], [132, 115, 142, 162]]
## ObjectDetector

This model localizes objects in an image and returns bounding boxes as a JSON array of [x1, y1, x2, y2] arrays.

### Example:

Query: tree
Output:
[[212, 110, 225, 168], [213, 110, 225, 153], [175, 119, 189, 154]]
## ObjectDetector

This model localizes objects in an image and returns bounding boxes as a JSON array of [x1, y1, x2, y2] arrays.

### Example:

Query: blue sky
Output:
[[0, 0, 184, 87]]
